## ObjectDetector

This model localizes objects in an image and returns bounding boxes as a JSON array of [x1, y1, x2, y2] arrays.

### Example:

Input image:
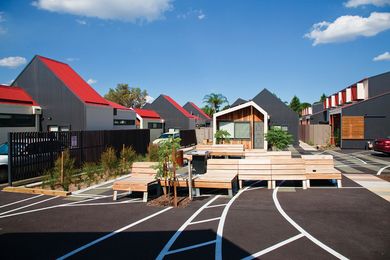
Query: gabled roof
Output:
[[231, 98, 247, 107], [37, 56, 109, 106], [214, 101, 268, 119], [184, 102, 211, 120], [134, 108, 161, 119], [105, 100, 131, 110], [162, 95, 196, 119], [0, 85, 39, 106]]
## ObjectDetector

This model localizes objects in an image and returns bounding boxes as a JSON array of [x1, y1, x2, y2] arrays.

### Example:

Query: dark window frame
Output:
[[114, 119, 135, 126], [0, 113, 35, 128]]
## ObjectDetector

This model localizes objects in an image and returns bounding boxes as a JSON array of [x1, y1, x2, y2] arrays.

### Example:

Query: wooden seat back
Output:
[[131, 162, 158, 177], [206, 159, 239, 174], [301, 155, 335, 173], [245, 151, 291, 159], [270, 158, 306, 180], [196, 144, 245, 152], [238, 159, 272, 180]]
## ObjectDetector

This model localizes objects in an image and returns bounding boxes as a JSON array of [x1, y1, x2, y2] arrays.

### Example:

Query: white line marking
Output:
[[206, 203, 227, 209], [0, 194, 44, 209], [215, 184, 255, 260], [350, 155, 367, 164], [377, 165, 390, 175], [272, 187, 348, 260], [156, 195, 221, 260], [0, 196, 59, 216], [63, 199, 142, 207], [241, 233, 305, 260], [189, 217, 221, 225], [166, 240, 216, 255], [72, 174, 130, 195], [246, 186, 265, 191], [57, 207, 172, 260]]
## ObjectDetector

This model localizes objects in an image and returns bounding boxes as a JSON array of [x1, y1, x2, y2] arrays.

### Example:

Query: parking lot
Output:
[[1, 148, 389, 259]]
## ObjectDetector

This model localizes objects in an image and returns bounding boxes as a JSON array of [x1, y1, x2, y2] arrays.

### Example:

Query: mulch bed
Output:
[[147, 195, 192, 208]]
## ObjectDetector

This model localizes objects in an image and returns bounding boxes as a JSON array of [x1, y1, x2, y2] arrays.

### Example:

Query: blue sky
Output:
[[0, 0, 389, 107]]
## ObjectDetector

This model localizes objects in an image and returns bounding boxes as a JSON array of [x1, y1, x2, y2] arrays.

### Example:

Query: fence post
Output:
[[60, 151, 64, 184], [7, 132, 12, 186]]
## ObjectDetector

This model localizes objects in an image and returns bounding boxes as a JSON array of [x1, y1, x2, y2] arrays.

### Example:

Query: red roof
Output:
[[0, 85, 39, 106], [38, 56, 109, 106], [189, 101, 211, 119], [134, 108, 161, 119], [105, 100, 131, 110], [163, 95, 197, 119]]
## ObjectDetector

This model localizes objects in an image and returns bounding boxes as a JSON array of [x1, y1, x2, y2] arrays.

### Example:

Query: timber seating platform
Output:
[[238, 158, 272, 189], [195, 144, 245, 158], [244, 150, 292, 159], [302, 155, 342, 188], [112, 162, 159, 202], [270, 158, 307, 189]]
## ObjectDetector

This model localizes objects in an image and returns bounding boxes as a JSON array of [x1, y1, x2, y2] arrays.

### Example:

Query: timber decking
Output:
[[302, 155, 342, 188]]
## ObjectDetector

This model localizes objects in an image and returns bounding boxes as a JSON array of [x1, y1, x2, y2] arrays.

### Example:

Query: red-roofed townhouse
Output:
[[11, 55, 136, 132], [183, 101, 212, 127], [105, 100, 137, 130], [0, 85, 41, 142], [133, 108, 164, 141], [145, 95, 197, 130]]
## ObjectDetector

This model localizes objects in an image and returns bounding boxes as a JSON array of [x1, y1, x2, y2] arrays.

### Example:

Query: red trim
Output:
[[0, 85, 39, 106], [105, 100, 131, 110], [162, 95, 195, 119], [351, 85, 357, 101], [38, 56, 109, 106], [189, 102, 211, 119], [342, 91, 346, 103], [134, 108, 161, 119]]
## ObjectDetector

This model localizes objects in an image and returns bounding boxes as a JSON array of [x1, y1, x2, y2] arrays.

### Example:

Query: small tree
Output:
[[289, 95, 301, 114], [214, 130, 231, 144], [101, 147, 119, 179], [147, 144, 159, 162], [120, 146, 137, 174], [155, 137, 181, 206], [265, 127, 293, 151]]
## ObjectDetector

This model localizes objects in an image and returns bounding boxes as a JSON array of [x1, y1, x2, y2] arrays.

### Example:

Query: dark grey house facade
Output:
[[183, 102, 211, 127], [12, 55, 136, 132], [252, 89, 299, 145], [146, 95, 196, 130]]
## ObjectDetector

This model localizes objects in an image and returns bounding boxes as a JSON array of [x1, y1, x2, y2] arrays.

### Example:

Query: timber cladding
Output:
[[342, 116, 364, 140]]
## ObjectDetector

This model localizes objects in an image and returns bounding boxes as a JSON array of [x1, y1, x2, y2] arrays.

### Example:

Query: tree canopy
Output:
[[203, 93, 228, 115], [319, 93, 327, 102], [289, 95, 301, 114], [104, 84, 148, 108]]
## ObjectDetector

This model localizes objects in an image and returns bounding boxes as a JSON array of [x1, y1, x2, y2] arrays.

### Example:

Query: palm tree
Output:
[[203, 93, 228, 115]]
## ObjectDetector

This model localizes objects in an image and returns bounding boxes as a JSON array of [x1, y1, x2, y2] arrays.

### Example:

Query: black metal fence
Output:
[[8, 129, 150, 185], [180, 129, 197, 147]]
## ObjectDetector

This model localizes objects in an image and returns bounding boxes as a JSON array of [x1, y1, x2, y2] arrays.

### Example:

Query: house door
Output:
[[253, 122, 264, 149]]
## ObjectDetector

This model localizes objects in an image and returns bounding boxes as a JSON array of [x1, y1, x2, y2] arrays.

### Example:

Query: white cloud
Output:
[[373, 51, 390, 61], [32, 0, 173, 23], [198, 11, 206, 20], [0, 56, 27, 68], [344, 0, 390, 8], [0, 11, 6, 35], [76, 19, 87, 25], [145, 95, 155, 103], [305, 12, 390, 45], [87, 78, 97, 85], [66, 57, 79, 62], [177, 9, 206, 21]]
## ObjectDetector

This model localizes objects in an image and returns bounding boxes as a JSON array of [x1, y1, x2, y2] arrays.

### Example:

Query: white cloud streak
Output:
[[32, 0, 173, 23], [87, 78, 97, 85], [0, 56, 27, 68], [0, 11, 6, 35], [305, 12, 390, 45], [76, 19, 87, 25], [373, 51, 390, 61], [344, 0, 390, 8], [177, 9, 206, 20]]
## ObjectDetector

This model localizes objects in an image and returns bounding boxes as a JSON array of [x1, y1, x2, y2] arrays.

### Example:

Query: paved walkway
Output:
[[344, 174, 390, 202], [298, 141, 317, 151]]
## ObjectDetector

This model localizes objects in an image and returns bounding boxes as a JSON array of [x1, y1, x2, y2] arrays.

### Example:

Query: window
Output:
[[235, 122, 250, 139], [0, 114, 35, 127], [113, 108, 117, 116], [114, 119, 135, 126], [148, 122, 163, 129], [48, 125, 59, 132], [219, 121, 250, 139]]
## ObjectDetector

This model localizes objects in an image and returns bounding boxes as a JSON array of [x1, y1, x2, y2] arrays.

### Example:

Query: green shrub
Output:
[[120, 146, 137, 174], [147, 144, 159, 162], [82, 162, 99, 186], [101, 147, 119, 178], [56, 150, 76, 191], [214, 130, 231, 144], [265, 127, 293, 151], [42, 168, 58, 190]]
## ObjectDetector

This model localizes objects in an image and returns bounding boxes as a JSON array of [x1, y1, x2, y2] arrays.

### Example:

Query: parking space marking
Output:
[[165, 240, 216, 255], [0, 196, 59, 216], [377, 165, 390, 175], [188, 217, 221, 225], [272, 186, 348, 260], [63, 199, 142, 207], [350, 156, 367, 165], [57, 206, 172, 260], [0, 194, 44, 209], [156, 195, 221, 260], [242, 233, 305, 260], [206, 203, 227, 209], [72, 174, 130, 195]]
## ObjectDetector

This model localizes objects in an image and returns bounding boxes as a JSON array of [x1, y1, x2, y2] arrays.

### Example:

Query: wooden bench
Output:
[[112, 162, 159, 202], [244, 150, 292, 159], [302, 155, 342, 188], [238, 159, 272, 189], [270, 158, 307, 189], [195, 144, 245, 158], [194, 159, 239, 197]]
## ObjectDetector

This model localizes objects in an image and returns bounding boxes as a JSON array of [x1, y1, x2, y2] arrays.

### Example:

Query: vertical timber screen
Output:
[[8, 129, 150, 185]]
